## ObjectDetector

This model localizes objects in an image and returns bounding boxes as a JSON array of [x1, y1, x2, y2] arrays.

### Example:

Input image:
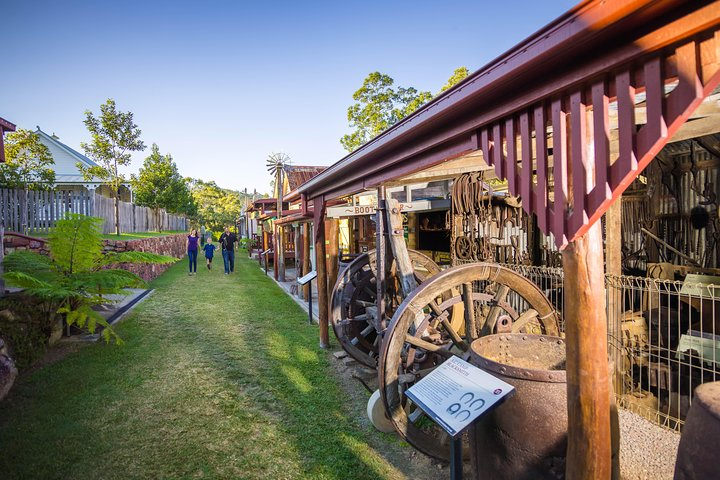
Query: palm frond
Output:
[[49, 213, 104, 273], [3, 271, 54, 290], [58, 304, 122, 344], [69, 269, 147, 293], [100, 251, 177, 266], [4, 251, 53, 274]]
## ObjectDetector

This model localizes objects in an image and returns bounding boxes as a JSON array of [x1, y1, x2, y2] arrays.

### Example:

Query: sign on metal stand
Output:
[[405, 356, 515, 480], [261, 249, 272, 276], [297, 270, 317, 325]]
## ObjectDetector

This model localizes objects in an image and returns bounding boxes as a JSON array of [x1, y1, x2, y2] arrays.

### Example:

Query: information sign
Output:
[[297, 271, 317, 285], [405, 356, 514, 437]]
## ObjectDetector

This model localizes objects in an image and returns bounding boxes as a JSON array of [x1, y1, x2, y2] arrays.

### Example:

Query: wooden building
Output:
[[290, 1, 720, 476]]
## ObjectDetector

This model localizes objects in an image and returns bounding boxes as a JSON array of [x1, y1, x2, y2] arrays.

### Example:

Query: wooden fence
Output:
[[0, 188, 188, 235]]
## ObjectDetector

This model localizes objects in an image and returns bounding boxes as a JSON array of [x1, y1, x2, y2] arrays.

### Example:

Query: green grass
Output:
[[28, 230, 186, 241], [0, 255, 407, 480]]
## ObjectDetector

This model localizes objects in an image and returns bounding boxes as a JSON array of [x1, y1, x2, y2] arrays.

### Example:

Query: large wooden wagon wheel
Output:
[[330, 249, 441, 368], [378, 263, 560, 462]]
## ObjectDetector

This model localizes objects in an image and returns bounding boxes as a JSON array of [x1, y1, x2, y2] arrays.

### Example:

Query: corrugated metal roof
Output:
[[285, 165, 326, 191]]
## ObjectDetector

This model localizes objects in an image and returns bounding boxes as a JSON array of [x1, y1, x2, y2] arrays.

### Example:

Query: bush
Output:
[[0, 294, 58, 368]]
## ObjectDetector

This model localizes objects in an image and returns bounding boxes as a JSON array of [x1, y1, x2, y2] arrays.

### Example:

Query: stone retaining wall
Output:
[[104, 234, 187, 281], [3, 233, 187, 282]]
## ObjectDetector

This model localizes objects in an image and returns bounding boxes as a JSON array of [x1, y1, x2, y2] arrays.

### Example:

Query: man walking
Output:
[[219, 226, 237, 274]]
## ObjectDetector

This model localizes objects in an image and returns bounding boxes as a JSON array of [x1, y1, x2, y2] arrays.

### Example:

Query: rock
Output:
[[342, 357, 358, 366], [333, 351, 348, 359], [48, 318, 64, 346], [0, 338, 18, 401]]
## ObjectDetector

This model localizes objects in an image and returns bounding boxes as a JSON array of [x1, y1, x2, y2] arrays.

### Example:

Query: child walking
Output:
[[203, 236, 217, 270]]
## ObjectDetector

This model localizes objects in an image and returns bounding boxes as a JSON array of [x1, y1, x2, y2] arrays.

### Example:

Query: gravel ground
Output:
[[619, 409, 681, 480]]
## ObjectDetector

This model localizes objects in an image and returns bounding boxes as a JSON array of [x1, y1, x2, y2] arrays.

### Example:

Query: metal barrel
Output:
[[468, 334, 619, 480], [674, 382, 720, 480]]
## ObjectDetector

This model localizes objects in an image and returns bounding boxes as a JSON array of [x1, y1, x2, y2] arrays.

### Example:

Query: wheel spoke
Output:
[[462, 283, 477, 342], [350, 324, 376, 346], [511, 308, 539, 333], [429, 300, 468, 351], [481, 284, 510, 335], [404, 334, 455, 359]]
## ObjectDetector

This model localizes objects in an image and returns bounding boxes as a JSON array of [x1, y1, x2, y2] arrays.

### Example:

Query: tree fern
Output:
[[48, 214, 104, 274], [3, 213, 178, 343]]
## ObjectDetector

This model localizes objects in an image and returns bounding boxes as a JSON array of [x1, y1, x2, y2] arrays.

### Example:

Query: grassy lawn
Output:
[[28, 230, 186, 241], [0, 254, 408, 479]]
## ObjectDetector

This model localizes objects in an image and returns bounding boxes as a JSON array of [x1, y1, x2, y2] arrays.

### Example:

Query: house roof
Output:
[[285, 165, 327, 191], [35, 128, 99, 168]]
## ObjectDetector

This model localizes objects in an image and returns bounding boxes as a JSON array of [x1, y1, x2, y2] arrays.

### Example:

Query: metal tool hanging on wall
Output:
[[450, 172, 526, 265]]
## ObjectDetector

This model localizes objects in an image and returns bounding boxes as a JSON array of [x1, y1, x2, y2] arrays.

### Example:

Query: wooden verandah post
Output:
[[314, 197, 329, 348], [303, 222, 311, 301], [562, 221, 612, 479], [325, 218, 339, 301], [273, 223, 279, 280]]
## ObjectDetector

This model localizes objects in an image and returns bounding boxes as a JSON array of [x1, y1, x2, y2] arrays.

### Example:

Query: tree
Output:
[[0, 129, 56, 234], [340, 72, 433, 152], [440, 67, 470, 92], [189, 179, 246, 232], [340, 67, 472, 152], [131, 144, 196, 232], [79, 99, 146, 236], [0, 129, 55, 190]]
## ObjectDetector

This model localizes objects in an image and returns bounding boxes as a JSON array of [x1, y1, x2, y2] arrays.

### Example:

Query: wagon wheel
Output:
[[330, 249, 441, 368], [378, 263, 560, 462]]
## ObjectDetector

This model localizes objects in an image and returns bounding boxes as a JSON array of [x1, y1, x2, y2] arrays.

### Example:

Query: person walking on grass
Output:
[[219, 226, 237, 275], [187, 228, 199, 275], [203, 236, 216, 270]]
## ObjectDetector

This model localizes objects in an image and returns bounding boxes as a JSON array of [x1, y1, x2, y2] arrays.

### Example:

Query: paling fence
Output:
[[0, 188, 188, 235]]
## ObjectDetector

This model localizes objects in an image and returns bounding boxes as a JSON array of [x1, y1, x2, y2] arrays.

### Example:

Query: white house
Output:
[[35, 127, 132, 202]]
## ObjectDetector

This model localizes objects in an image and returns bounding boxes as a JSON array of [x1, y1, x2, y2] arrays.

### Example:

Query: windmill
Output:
[[266, 152, 291, 219], [266, 152, 291, 282]]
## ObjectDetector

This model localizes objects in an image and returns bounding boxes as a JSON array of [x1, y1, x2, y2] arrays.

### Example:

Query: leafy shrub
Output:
[[0, 294, 54, 368]]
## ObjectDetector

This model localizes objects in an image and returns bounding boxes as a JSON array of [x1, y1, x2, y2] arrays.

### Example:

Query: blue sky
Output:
[[2, 0, 577, 194]]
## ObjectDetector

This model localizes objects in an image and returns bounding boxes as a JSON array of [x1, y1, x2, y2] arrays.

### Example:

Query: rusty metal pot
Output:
[[468, 334, 619, 480], [674, 381, 720, 480]]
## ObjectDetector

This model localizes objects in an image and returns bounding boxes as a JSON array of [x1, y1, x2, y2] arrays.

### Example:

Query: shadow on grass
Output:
[[165, 256, 406, 479], [0, 255, 409, 480]]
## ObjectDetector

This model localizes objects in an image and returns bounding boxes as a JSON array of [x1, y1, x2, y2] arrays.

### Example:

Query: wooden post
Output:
[[385, 198, 418, 296], [273, 224, 279, 280], [314, 198, 329, 348], [375, 187, 390, 331], [303, 222, 311, 301], [605, 201, 622, 394], [326, 218, 339, 301], [278, 224, 286, 282], [294, 224, 302, 289], [563, 221, 612, 480], [0, 222, 5, 298]]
